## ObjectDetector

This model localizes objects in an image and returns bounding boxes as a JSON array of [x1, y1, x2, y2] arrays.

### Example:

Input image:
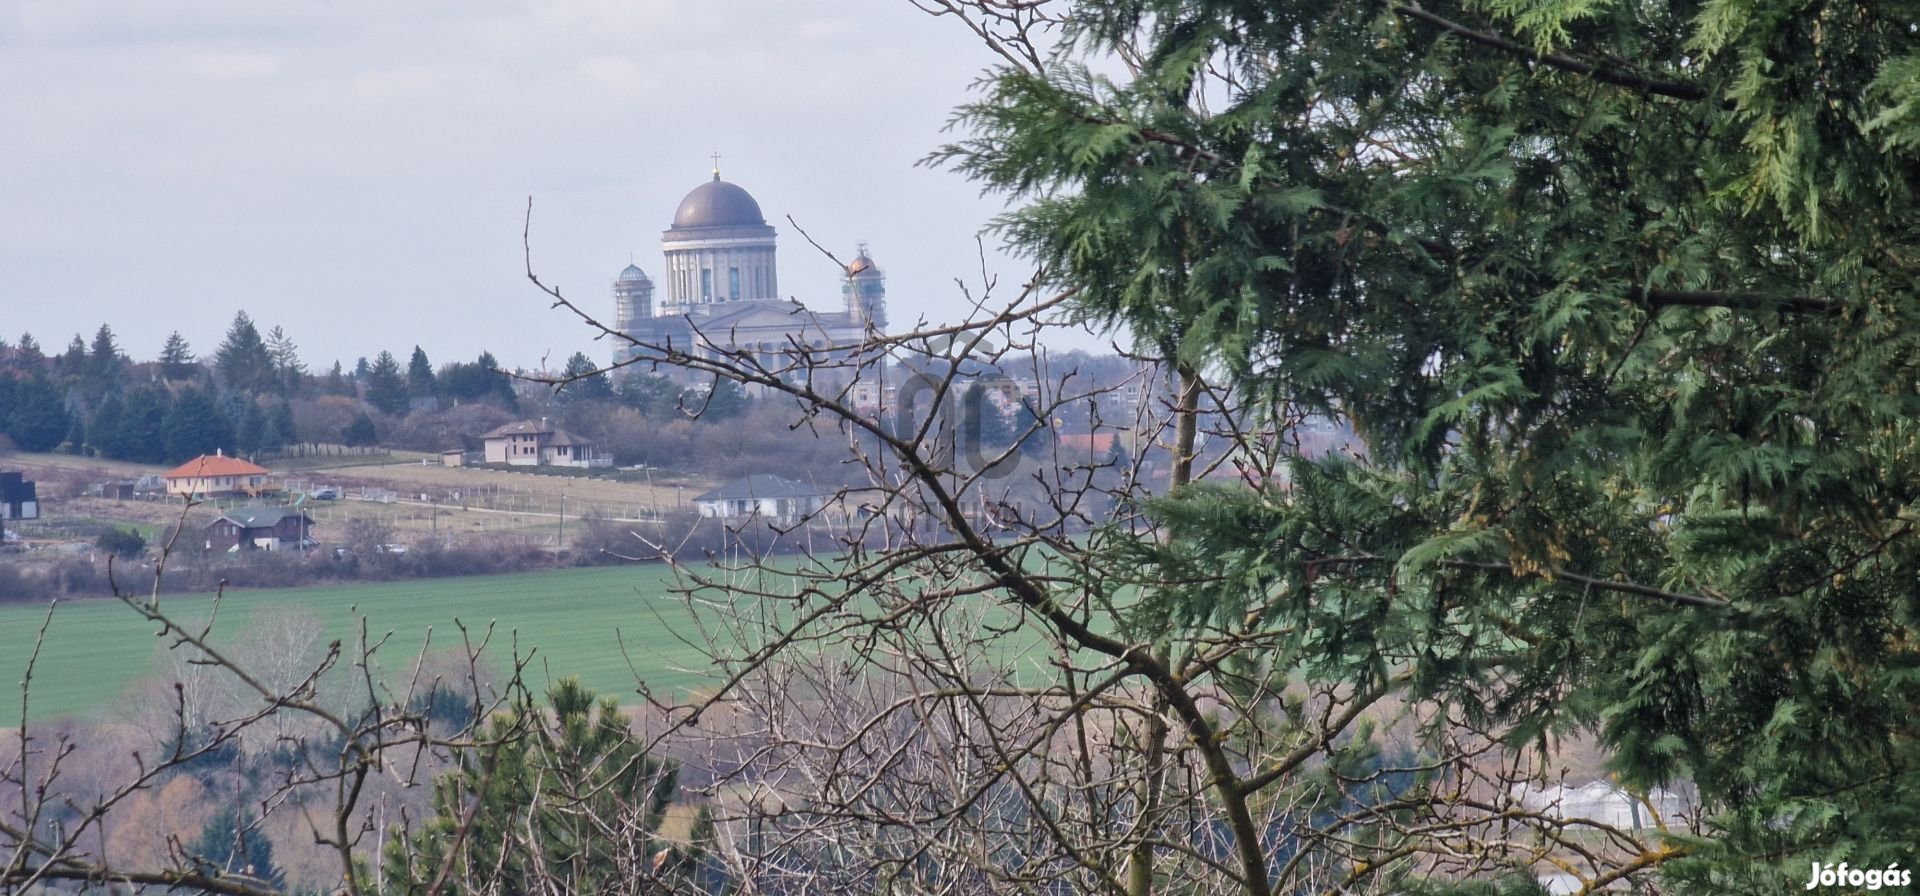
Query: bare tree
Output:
[[514, 188, 1684, 896], [1, 501, 534, 895]]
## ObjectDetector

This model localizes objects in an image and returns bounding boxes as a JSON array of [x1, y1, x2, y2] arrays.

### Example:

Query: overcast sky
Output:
[[1, 1, 1108, 374]]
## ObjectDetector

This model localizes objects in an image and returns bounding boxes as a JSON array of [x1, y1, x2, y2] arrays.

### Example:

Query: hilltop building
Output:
[[162, 451, 272, 499], [612, 165, 886, 376], [480, 418, 611, 468]]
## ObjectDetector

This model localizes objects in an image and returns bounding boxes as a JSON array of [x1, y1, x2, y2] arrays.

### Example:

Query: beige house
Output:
[[480, 419, 610, 468], [161, 452, 272, 498]]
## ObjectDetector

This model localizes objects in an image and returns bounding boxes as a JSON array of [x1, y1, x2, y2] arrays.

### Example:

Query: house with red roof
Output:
[[161, 451, 273, 499]]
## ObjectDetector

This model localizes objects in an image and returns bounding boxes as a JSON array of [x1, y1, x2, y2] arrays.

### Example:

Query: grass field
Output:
[[0, 565, 776, 722]]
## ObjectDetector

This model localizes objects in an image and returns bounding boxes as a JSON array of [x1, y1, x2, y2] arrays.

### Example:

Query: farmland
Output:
[[5, 450, 711, 546], [0, 565, 767, 721]]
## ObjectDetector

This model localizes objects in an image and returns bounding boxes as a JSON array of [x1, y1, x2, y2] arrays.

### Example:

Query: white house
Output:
[[692, 475, 831, 524]]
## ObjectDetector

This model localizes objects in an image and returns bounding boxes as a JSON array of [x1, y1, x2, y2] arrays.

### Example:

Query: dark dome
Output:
[[671, 175, 766, 228], [617, 263, 651, 283]]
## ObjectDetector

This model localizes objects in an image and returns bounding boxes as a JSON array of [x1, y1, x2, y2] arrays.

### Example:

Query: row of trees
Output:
[[0, 310, 524, 414], [0, 310, 538, 460]]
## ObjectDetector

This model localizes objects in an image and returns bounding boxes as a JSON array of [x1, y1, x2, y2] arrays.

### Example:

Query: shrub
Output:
[[96, 527, 146, 559]]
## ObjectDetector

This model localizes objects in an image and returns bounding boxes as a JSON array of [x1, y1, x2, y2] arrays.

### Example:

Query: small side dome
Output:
[[617, 263, 652, 283], [847, 244, 880, 276], [671, 175, 767, 229]]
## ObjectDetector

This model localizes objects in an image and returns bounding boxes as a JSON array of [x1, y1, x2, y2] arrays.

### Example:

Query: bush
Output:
[[96, 527, 146, 559]]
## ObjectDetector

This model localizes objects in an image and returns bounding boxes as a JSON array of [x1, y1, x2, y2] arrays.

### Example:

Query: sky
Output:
[[0, 1, 1110, 374]]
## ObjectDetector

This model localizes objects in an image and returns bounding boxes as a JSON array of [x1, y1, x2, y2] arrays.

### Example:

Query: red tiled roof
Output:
[[162, 454, 271, 480], [1055, 433, 1118, 454]]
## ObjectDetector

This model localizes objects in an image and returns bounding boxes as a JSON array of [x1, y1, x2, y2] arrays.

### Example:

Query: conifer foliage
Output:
[[382, 678, 710, 894], [939, 0, 1920, 889]]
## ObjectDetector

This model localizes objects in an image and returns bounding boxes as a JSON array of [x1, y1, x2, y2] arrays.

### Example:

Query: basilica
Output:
[[611, 166, 886, 376]]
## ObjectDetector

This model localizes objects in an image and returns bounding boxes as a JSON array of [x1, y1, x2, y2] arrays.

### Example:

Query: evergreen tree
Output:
[[406, 345, 436, 399], [158, 331, 197, 380], [340, 411, 378, 448], [87, 324, 123, 392], [120, 385, 170, 463], [696, 376, 746, 420], [3, 377, 63, 451], [439, 351, 518, 410], [214, 311, 275, 395], [556, 351, 613, 405], [11, 333, 44, 372], [234, 398, 266, 456], [264, 325, 306, 396], [161, 387, 232, 461], [478, 351, 519, 410], [56, 334, 87, 381], [88, 393, 129, 460], [321, 360, 354, 398], [617, 372, 681, 418], [936, 0, 1920, 888], [363, 350, 408, 416], [92, 385, 170, 463], [266, 399, 297, 452], [382, 679, 707, 894], [3, 377, 69, 453]]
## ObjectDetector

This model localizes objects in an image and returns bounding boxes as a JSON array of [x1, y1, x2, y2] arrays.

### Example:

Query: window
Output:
[[701, 268, 712, 301], [729, 267, 740, 300]]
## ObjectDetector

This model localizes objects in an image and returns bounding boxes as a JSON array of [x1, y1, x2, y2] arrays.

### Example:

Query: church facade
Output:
[[611, 168, 886, 378]]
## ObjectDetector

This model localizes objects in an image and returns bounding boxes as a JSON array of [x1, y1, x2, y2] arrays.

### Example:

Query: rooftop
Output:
[[162, 452, 271, 480]]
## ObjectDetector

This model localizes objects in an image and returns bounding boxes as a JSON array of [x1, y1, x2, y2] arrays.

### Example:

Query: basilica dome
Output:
[[671, 174, 766, 229]]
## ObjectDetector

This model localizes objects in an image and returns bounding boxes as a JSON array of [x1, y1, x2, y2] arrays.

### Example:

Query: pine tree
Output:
[[321, 360, 353, 398], [556, 351, 613, 405], [382, 679, 707, 894], [56, 334, 87, 381], [3, 377, 69, 453], [158, 331, 197, 381], [340, 411, 378, 448], [11, 333, 44, 372], [234, 398, 265, 457], [406, 345, 436, 399], [697, 376, 746, 420], [161, 387, 232, 462], [87, 324, 123, 392], [214, 311, 275, 395], [363, 351, 408, 416], [617, 372, 681, 418], [477, 351, 519, 410], [264, 325, 306, 396], [265, 399, 297, 452]]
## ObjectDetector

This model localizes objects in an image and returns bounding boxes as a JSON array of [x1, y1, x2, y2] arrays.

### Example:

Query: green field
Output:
[[0, 565, 784, 721]]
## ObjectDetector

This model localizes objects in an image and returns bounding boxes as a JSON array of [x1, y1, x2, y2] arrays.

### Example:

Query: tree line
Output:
[[0, 312, 527, 462]]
